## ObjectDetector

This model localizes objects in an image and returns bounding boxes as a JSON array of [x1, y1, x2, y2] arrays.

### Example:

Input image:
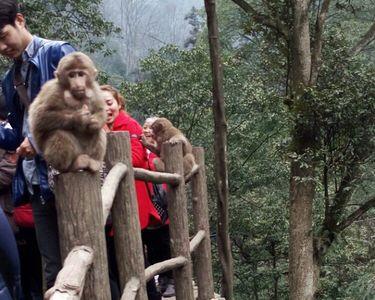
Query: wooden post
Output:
[[54, 172, 110, 300], [191, 147, 215, 300], [163, 142, 194, 300], [104, 132, 147, 300]]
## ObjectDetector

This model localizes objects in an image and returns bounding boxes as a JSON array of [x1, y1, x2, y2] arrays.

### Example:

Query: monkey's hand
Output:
[[141, 135, 160, 155], [71, 109, 92, 129], [169, 134, 185, 145], [86, 116, 102, 132]]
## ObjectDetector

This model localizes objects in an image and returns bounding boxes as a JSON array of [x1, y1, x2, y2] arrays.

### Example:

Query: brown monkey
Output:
[[144, 117, 196, 176], [29, 52, 107, 172]]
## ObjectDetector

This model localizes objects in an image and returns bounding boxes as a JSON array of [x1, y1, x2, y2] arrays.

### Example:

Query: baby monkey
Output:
[[141, 117, 197, 176]]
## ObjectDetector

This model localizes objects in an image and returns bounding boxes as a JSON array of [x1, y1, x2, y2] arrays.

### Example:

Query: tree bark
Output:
[[204, 0, 234, 299], [288, 161, 315, 300], [191, 148, 215, 300], [54, 172, 111, 300], [163, 142, 195, 300], [288, 1, 315, 299], [105, 132, 147, 300]]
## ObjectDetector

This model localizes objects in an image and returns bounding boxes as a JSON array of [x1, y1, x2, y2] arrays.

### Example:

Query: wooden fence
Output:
[[44, 131, 216, 300]]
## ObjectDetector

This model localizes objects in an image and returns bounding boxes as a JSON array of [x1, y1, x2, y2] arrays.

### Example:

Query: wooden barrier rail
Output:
[[52, 132, 215, 300]]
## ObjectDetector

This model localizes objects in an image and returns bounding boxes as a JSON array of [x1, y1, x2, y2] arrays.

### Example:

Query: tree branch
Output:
[[337, 196, 375, 231], [310, 0, 331, 85], [231, 0, 289, 39], [324, 165, 360, 229], [350, 21, 375, 56]]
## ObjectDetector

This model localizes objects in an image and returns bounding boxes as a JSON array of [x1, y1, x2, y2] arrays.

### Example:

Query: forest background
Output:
[[0, 0, 374, 299]]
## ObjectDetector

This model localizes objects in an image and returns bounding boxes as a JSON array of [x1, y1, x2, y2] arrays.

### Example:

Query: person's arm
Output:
[[130, 136, 148, 168], [0, 124, 22, 152], [112, 115, 148, 167]]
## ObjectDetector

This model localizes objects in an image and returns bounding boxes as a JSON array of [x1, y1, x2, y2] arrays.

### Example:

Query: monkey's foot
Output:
[[168, 136, 180, 144], [88, 159, 102, 173], [72, 155, 101, 173]]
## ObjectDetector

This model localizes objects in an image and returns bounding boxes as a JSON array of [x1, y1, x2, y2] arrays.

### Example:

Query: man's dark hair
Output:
[[0, 0, 19, 31]]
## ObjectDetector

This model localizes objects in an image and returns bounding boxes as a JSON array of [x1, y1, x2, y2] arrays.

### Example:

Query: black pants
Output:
[[30, 188, 61, 289], [142, 225, 173, 280], [106, 230, 161, 300], [15, 227, 43, 300]]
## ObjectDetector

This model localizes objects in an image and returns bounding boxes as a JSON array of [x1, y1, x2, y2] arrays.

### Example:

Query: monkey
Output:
[[29, 52, 107, 173], [142, 117, 197, 176]]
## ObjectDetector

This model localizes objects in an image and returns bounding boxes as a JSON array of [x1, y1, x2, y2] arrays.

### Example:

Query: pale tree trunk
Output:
[[204, 0, 234, 299], [288, 1, 315, 299]]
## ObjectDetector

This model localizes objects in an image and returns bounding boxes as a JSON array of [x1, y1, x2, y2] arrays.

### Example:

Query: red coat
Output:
[[112, 111, 161, 229]]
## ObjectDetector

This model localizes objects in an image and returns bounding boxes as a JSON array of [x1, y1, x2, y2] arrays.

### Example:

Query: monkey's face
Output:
[[151, 118, 172, 142], [67, 69, 91, 100], [150, 120, 163, 139]]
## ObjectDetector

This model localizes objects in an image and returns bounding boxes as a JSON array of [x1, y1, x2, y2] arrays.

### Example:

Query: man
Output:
[[0, 0, 75, 289]]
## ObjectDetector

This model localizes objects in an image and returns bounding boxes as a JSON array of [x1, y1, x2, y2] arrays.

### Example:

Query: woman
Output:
[[141, 117, 175, 298], [101, 85, 162, 300], [101, 85, 162, 229]]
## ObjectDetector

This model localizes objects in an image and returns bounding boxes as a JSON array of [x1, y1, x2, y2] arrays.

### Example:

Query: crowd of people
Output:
[[0, 1, 175, 299]]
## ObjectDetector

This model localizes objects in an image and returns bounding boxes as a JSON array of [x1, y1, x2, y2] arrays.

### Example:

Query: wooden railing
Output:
[[46, 131, 215, 300]]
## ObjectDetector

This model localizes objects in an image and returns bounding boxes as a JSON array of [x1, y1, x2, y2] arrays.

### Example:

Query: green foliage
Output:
[[122, 38, 292, 298], [19, 0, 120, 54], [123, 1, 374, 298], [318, 222, 375, 299], [124, 45, 213, 144], [1, 1, 119, 75]]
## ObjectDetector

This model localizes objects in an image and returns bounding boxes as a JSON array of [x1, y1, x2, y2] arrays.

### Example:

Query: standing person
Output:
[[0, 0, 75, 289], [0, 206, 21, 300], [101, 85, 162, 300], [141, 117, 175, 298]]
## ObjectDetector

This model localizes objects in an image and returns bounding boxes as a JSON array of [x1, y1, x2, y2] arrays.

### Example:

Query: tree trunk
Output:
[[54, 172, 111, 300], [105, 132, 147, 300], [288, 1, 315, 299], [163, 142, 195, 300], [313, 260, 321, 296], [204, 1, 234, 299], [288, 161, 315, 299]]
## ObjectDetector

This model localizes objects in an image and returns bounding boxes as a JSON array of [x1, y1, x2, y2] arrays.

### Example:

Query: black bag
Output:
[[147, 182, 168, 224]]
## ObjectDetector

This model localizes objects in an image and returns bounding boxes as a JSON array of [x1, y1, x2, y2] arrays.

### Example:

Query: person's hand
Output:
[[16, 138, 36, 158], [4, 152, 18, 164], [140, 134, 148, 146]]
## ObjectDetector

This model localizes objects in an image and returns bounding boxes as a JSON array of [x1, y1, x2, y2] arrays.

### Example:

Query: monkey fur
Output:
[[29, 52, 107, 173], [145, 117, 197, 176]]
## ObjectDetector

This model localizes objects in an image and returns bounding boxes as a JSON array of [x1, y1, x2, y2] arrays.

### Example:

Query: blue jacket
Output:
[[1, 36, 75, 205]]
